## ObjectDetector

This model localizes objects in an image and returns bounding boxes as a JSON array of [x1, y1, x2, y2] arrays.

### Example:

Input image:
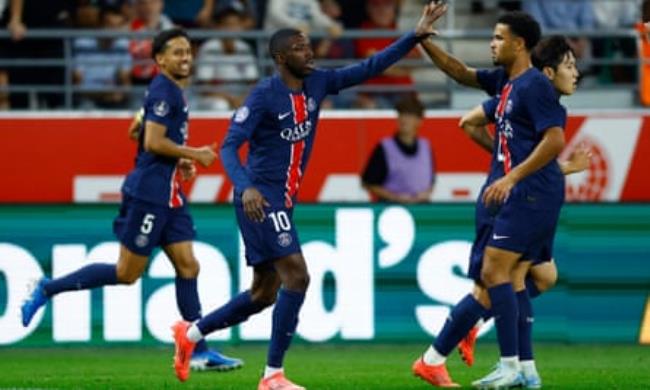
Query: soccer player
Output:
[[20, 28, 242, 371], [170, 3, 448, 389], [411, 11, 571, 388], [455, 35, 588, 388]]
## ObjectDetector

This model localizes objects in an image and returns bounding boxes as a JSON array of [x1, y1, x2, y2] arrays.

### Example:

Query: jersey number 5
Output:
[[269, 211, 291, 233], [140, 213, 156, 234]]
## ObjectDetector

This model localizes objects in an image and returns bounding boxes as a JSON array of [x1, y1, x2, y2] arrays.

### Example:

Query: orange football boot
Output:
[[258, 371, 306, 390], [458, 325, 479, 367], [172, 320, 196, 382], [412, 358, 460, 388]]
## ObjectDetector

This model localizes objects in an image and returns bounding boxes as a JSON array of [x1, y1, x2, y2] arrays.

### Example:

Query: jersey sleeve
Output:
[[220, 86, 267, 191], [323, 31, 418, 94], [144, 89, 177, 128], [481, 96, 499, 122], [476, 68, 504, 96], [524, 77, 567, 134]]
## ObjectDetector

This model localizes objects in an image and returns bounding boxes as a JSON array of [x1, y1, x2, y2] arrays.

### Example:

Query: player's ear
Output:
[[542, 66, 556, 81]]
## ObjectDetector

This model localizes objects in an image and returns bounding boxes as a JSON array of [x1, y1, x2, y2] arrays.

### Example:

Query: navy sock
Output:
[[487, 283, 519, 358], [197, 291, 267, 335], [267, 288, 305, 368], [44, 263, 118, 296], [517, 290, 534, 360], [175, 277, 208, 353], [433, 294, 487, 356], [525, 276, 541, 298]]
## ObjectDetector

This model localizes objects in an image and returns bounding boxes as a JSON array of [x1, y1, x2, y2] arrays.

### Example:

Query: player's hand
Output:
[[415, 1, 448, 39], [194, 143, 218, 167], [178, 158, 196, 181], [242, 187, 270, 223], [565, 144, 592, 174], [482, 175, 516, 206], [8, 19, 27, 41]]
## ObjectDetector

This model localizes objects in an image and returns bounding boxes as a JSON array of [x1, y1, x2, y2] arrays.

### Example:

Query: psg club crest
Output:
[[135, 234, 149, 248], [153, 100, 169, 117], [277, 232, 292, 247], [307, 97, 316, 112], [234, 106, 250, 123]]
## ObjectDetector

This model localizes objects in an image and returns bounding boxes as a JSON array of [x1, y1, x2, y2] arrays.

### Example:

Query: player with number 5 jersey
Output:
[[170, 3, 448, 389], [20, 28, 243, 372]]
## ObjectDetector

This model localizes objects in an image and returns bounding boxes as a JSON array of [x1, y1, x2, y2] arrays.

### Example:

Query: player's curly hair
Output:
[[497, 11, 541, 51], [532, 35, 575, 71], [152, 28, 189, 59], [269, 28, 303, 62]]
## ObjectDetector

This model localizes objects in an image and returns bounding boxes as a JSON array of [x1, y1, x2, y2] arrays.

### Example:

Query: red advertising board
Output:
[[2, 111, 649, 203]]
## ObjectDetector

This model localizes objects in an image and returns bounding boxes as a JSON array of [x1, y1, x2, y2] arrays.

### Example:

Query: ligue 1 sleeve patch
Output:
[[234, 106, 250, 123], [153, 100, 170, 117]]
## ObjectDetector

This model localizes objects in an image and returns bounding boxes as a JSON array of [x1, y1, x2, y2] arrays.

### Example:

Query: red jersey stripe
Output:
[[284, 93, 308, 208]]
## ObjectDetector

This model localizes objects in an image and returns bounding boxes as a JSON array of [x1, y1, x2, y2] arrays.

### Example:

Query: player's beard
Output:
[[286, 62, 308, 80]]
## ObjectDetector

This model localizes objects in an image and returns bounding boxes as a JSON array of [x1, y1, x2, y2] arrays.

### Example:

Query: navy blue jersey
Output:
[[122, 74, 190, 207], [477, 67, 567, 208], [221, 32, 419, 208]]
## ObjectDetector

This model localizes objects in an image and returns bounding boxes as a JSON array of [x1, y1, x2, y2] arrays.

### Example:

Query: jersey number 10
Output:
[[268, 211, 291, 233]]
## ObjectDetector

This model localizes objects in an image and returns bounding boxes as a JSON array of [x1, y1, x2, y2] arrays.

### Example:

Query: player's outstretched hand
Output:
[[565, 143, 592, 174], [242, 187, 270, 223], [178, 158, 197, 181], [194, 143, 218, 167], [415, 1, 448, 38], [482, 175, 515, 206]]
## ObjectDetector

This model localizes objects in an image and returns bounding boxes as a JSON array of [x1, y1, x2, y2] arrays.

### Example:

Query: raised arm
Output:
[[419, 38, 481, 89], [325, 1, 447, 92]]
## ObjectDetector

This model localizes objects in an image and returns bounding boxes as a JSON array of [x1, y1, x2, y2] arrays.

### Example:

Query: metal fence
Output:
[[0, 26, 642, 110]]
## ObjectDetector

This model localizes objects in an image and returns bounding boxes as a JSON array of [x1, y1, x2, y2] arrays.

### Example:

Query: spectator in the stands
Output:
[[194, 4, 258, 110], [73, 6, 131, 109], [129, 0, 174, 86], [361, 96, 435, 203]]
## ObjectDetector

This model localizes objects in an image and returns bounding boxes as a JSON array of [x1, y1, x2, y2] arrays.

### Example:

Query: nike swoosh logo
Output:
[[278, 112, 291, 120], [492, 234, 509, 240]]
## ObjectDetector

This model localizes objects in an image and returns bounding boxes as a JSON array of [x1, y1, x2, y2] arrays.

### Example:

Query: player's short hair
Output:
[[152, 28, 189, 59], [395, 95, 425, 118], [269, 28, 303, 62], [532, 36, 575, 71], [497, 11, 541, 51]]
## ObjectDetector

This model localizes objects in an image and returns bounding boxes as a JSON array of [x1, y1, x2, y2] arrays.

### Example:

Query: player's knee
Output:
[[115, 268, 142, 284], [176, 259, 200, 279], [535, 274, 557, 293], [250, 290, 277, 307], [287, 271, 310, 292]]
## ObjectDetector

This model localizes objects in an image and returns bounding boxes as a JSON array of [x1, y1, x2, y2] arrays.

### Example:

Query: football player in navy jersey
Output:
[[170, 3, 448, 389], [453, 35, 590, 389], [412, 10, 576, 389], [21, 28, 242, 372]]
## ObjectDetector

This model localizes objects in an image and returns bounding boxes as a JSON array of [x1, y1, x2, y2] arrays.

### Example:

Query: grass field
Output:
[[0, 343, 648, 389]]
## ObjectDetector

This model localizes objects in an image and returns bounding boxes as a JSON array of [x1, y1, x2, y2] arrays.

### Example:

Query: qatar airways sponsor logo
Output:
[[280, 120, 312, 142]]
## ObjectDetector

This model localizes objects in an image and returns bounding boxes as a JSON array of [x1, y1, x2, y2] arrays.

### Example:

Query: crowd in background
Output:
[[0, 0, 647, 110]]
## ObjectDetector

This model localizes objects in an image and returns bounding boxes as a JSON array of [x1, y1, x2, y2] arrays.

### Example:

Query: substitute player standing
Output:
[[412, 10, 569, 389], [21, 28, 241, 371], [170, 3, 448, 389]]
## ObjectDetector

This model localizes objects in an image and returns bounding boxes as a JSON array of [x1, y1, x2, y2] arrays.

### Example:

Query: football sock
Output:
[[516, 289, 534, 361], [423, 345, 446, 365], [44, 263, 118, 296], [267, 289, 305, 368], [187, 322, 204, 343], [196, 291, 266, 335], [432, 294, 488, 357], [264, 366, 284, 379], [525, 276, 541, 298], [487, 283, 519, 358], [500, 356, 520, 371], [175, 277, 208, 353]]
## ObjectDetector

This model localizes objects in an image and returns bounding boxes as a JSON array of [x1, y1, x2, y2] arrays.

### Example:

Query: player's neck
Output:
[[506, 54, 533, 80], [279, 70, 304, 91], [161, 70, 190, 89]]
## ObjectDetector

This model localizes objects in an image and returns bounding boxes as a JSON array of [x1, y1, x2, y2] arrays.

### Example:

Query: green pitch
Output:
[[0, 343, 648, 389]]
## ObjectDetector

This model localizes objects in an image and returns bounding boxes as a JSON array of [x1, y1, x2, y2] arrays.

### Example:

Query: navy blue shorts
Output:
[[468, 197, 560, 282], [234, 201, 301, 267], [113, 194, 196, 256]]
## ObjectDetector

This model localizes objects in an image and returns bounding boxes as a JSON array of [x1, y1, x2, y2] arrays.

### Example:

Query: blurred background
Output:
[[0, 0, 648, 364]]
